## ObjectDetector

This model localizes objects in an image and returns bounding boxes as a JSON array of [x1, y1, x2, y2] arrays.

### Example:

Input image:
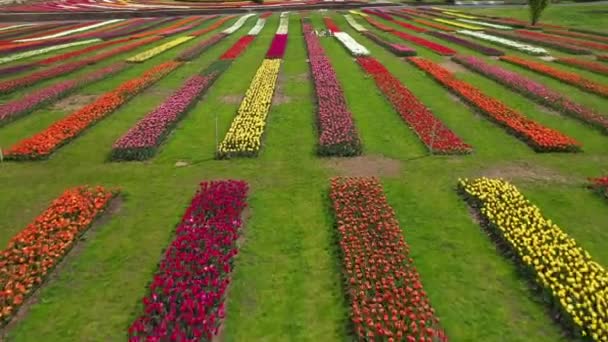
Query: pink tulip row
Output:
[[302, 18, 361, 156], [361, 31, 416, 56], [128, 180, 248, 342]]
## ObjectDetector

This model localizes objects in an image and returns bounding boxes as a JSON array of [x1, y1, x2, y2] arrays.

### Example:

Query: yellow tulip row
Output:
[[459, 177, 607, 341], [434, 18, 483, 30], [126, 36, 194, 63], [218, 59, 281, 158]]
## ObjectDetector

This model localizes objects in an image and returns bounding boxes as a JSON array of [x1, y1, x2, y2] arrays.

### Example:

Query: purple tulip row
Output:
[[0, 59, 90, 94], [452, 55, 608, 134], [361, 31, 416, 56], [426, 31, 504, 56], [111, 72, 219, 160], [0, 62, 128, 127], [266, 34, 288, 59], [0, 62, 35, 78], [176, 33, 227, 61], [303, 20, 361, 156], [128, 180, 249, 342]]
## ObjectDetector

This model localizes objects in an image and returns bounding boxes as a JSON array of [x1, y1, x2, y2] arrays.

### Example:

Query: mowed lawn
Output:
[[0, 6, 607, 341]]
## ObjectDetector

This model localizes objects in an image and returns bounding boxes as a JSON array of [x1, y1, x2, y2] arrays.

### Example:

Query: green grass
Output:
[[0, 8, 607, 342]]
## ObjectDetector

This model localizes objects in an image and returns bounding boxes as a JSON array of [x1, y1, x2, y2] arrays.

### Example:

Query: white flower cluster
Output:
[[16, 20, 123, 42], [344, 14, 367, 32], [334, 32, 370, 56], [457, 18, 512, 30], [276, 12, 289, 34], [457, 30, 548, 55], [222, 13, 255, 34], [0, 39, 101, 65], [248, 18, 266, 35]]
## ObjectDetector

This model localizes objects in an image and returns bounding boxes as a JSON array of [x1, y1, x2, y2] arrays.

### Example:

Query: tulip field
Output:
[[0, 4, 607, 342]]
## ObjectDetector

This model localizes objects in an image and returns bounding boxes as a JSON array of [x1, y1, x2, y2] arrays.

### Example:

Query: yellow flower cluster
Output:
[[434, 18, 483, 30], [459, 177, 608, 341], [126, 36, 193, 63], [218, 59, 281, 158]]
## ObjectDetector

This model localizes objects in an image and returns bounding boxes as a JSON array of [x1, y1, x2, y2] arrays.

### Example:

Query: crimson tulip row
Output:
[[5, 61, 181, 160], [543, 28, 608, 44], [408, 57, 581, 152], [426, 31, 504, 56], [302, 18, 362, 156], [516, 29, 608, 51], [128, 180, 248, 342], [452, 55, 608, 134], [500, 55, 608, 98], [486, 29, 591, 55], [555, 57, 608, 76], [0, 186, 116, 324], [329, 177, 447, 341]]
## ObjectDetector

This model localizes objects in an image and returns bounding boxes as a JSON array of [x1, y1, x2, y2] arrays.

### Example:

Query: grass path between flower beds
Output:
[[0, 10, 607, 342]]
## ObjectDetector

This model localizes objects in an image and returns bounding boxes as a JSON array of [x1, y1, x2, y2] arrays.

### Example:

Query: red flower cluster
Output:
[[6, 61, 181, 160], [357, 57, 471, 154], [599, 55, 608, 62], [393, 20, 427, 33], [302, 19, 361, 156], [132, 16, 202, 38], [178, 33, 227, 61], [0, 186, 115, 324], [362, 8, 393, 20], [0, 59, 89, 94], [486, 29, 590, 55], [36, 37, 132, 65], [128, 180, 248, 342], [324, 17, 340, 33], [329, 177, 447, 341], [589, 176, 608, 199], [363, 16, 395, 32], [189, 16, 234, 37], [500, 55, 608, 98], [361, 31, 416, 56], [544, 29, 608, 44], [266, 34, 288, 59], [556, 57, 608, 76], [220, 35, 255, 60], [408, 57, 580, 152], [84, 36, 163, 64], [391, 30, 455, 55], [517, 29, 608, 51]]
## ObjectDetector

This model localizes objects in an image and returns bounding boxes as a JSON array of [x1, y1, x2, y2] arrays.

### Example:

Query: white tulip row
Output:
[[457, 30, 548, 55], [0, 38, 101, 65], [344, 14, 367, 32], [334, 31, 370, 56], [222, 14, 255, 34], [16, 20, 124, 42], [276, 12, 289, 34], [248, 18, 266, 35], [457, 18, 512, 30], [0, 23, 35, 32]]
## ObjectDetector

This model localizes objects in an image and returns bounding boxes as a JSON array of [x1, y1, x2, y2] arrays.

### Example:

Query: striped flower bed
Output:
[[412, 18, 455, 31], [188, 16, 234, 37], [177, 33, 226, 61], [500, 55, 608, 98], [329, 177, 447, 341], [458, 177, 608, 341], [128, 180, 248, 341], [408, 57, 580, 152], [544, 29, 608, 44], [453, 55, 608, 134], [0, 63, 35, 77], [302, 18, 361, 156], [97, 18, 172, 40], [486, 29, 591, 55], [5, 61, 181, 160], [391, 30, 456, 55], [37, 37, 132, 65], [599, 55, 608, 62], [0, 38, 100, 65], [344, 14, 367, 32], [427, 31, 504, 56], [457, 18, 511, 29], [127, 36, 194, 62], [517, 29, 608, 51], [362, 31, 416, 56], [457, 30, 547, 55], [589, 176, 608, 199], [435, 18, 483, 30], [0, 59, 89, 95], [132, 17, 202, 39], [362, 16, 395, 32], [555, 57, 608, 76], [334, 31, 370, 56], [222, 13, 255, 34], [0, 186, 116, 325], [15, 19, 122, 42]]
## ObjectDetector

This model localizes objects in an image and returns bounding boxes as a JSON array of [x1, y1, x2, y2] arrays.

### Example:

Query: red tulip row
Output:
[[220, 35, 255, 60], [389, 28, 455, 55], [357, 56, 471, 154], [324, 17, 340, 33], [588, 176, 608, 199], [598, 55, 608, 62], [362, 15, 396, 32], [517, 29, 608, 51], [408, 57, 581, 152], [486, 29, 591, 55], [365, 9, 427, 33], [329, 177, 447, 341], [5, 61, 181, 160], [500, 55, 608, 98], [0, 186, 116, 324], [36, 36, 132, 65], [128, 180, 248, 342], [555, 57, 608, 76], [302, 19, 361, 156], [543, 28, 608, 44]]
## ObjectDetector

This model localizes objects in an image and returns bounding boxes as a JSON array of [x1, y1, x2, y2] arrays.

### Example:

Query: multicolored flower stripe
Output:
[[408, 57, 580, 152], [500, 55, 608, 98], [324, 17, 341, 33], [188, 15, 235, 37], [362, 31, 416, 56], [131, 16, 202, 39], [412, 18, 455, 32], [453, 55, 608, 134], [363, 9, 428, 33], [36, 36, 132, 65], [517, 29, 608, 52], [329, 177, 447, 341], [555, 57, 608, 76], [0, 38, 100, 65], [458, 177, 608, 341], [456, 18, 512, 30], [0, 186, 116, 324], [427, 31, 504, 56], [486, 29, 591, 55], [128, 180, 248, 341], [302, 18, 361, 156], [362, 15, 396, 32], [344, 14, 367, 32], [5, 61, 181, 160], [15, 19, 123, 42], [599, 55, 608, 63], [589, 176, 608, 199], [97, 18, 172, 40], [222, 13, 255, 34], [0, 62, 128, 127], [434, 18, 483, 30], [457, 30, 547, 55], [544, 29, 608, 44], [126, 36, 194, 62], [0, 60, 89, 95], [334, 31, 370, 56]]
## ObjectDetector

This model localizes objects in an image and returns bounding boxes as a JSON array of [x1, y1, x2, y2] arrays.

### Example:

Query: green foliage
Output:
[[528, 0, 550, 25]]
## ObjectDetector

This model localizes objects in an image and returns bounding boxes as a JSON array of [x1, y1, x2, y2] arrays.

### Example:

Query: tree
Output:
[[528, 0, 549, 26]]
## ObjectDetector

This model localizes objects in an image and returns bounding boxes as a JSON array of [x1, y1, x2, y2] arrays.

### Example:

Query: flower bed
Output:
[[329, 177, 447, 341], [358, 57, 471, 154], [276, 12, 289, 35], [96, 18, 171, 40], [391, 30, 456, 55], [0, 59, 89, 95], [132, 16, 202, 39], [458, 177, 608, 341], [517, 29, 608, 51], [0, 186, 116, 325], [486, 29, 591, 55], [334, 31, 370, 56], [457, 30, 547, 55], [599, 55, 608, 62], [266, 34, 288, 59], [435, 18, 483, 30], [361, 31, 416, 56], [457, 18, 511, 30], [302, 19, 361, 156], [37, 37, 131, 65], [324, 17, 340, 33], [453, 55, 608, 134], [408, 57, 580, 152], [222, 13, 255, 34], [362, 9, 392, 20], [220, 35, 255, 60], [177, 33, 227, 61], [0, 39, 100, 65], [0, 62, 128, 127], [344, 14, 367, 32], [571, 28, 608, 38], [393, 19, 427, 33], [427, 31, 504, 56], [127, 36, 194, 62], [555, 57, 608, 76], [588, 176, 608, 199], [128, 180, 248, 341], [500, 55, 608, 98], [16, 19, 122, 42], [247, 18, 267, 36], [412, 18, 455, 31], [362, 16, 395, 32], [84, 36, 162, 64], [189, 16, 234, 37], [5, 61, 181, 160], [0, 63, 34, 77], [545, 29, 608, 43]]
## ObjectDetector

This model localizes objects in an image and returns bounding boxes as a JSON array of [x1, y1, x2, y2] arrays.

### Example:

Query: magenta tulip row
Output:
[[266, 34, 288, 59]]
